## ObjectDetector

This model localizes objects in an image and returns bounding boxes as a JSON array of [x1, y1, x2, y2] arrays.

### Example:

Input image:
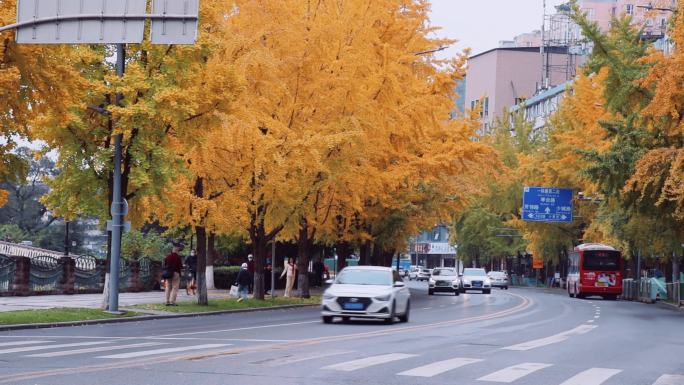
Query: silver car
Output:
[[488, 271, 509, 289], [321, 266, 411, 324], [428, 267, 460, 296], [460, 268, 492, 294]]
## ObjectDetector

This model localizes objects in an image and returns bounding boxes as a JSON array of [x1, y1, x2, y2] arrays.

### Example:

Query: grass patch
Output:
[[0, 308, 141, 325], [132, 296, 321, 313]]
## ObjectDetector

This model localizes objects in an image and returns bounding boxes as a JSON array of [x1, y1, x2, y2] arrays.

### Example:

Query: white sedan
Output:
[[321, 266, 410, 324]]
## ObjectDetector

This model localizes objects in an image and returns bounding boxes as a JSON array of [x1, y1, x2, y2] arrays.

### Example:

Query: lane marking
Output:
[[594, 316, 600, 319], [398, 357, 483, 377], [152, 321, 320, 338], [0, 341, 51, 347], [477, 362, 552, 383], [558, 368, 621, 385], [587, 320, 594, 323], [255, 350, 354, 366], [26, 342, 166, 358], [322, 353, 417, 371], [98, 344, 231, 359], [652, 374, 684, 385], [503, 325, 597, 351], [0, 341, 110, 355], [422, 307, 432, 310]]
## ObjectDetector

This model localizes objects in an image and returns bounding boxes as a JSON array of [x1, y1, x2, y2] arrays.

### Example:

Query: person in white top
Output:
[[280, 257, 297, 297]]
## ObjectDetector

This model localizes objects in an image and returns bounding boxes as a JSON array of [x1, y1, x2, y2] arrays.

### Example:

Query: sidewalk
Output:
[[0, 287, 324, 312]]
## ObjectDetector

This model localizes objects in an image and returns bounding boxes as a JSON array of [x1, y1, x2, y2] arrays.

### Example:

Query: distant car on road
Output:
[[487, 271, 509, 289], [408, 266, 424, 281], [460, 268, 492, 294], [321, 266, 410, 324], [428, 267, 460, 296], [416, 268, 431, 281]]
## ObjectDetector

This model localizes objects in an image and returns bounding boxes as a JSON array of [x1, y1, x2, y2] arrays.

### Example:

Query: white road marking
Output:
[[594, 316, 600, 319], [587, 320, 594, 323], [0, 341, 111, 355], [398, 357, 483, 377], [153, 321, 320, 338], [98, 344, 231, 359], [258, 350, 354, 366], [558, 368, 621, 385], [652, 374, 684, 385], [0, 341, 51, 347], [477, 362, 552, 383], [503, 325, 597, 351], [422, 307, 432, 310], [323, 353, 417, 371], [25, 342, 166, 358]]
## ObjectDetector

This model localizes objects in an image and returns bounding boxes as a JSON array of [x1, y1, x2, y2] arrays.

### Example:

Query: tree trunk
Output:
[[359, 240, 370, 265], [296, 222, 312, 298], [206, 232, 216, 290], [195, 225, 208, 305], [371, 242, 383, 266], [335, 241, 350, 273], [193, 177, 208, 305], [251, 229, 267, 300]]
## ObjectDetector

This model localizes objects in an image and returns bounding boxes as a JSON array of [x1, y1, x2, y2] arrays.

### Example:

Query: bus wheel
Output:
[[577, 293, 586, 299]]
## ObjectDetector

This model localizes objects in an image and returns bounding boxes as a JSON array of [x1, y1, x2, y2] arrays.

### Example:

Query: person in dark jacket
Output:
[[164, 246, 183, 306], [235, 263, 253, 302], [185, 250, 198, 296], [247, 254, 255, 293]]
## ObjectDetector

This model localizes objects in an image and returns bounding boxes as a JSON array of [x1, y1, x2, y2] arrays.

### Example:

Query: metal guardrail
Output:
[[29, 255, 63, 293]]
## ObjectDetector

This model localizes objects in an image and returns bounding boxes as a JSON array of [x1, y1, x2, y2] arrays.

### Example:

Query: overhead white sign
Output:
[[16, 0, 147, 44], [414, 243, 457, 255]]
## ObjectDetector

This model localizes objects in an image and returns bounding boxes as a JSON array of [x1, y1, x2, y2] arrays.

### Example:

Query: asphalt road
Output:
[[0, 281, 682, 385]]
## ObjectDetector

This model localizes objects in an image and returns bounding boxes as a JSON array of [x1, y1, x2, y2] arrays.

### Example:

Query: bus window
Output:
[[582, 251, 620, 271]]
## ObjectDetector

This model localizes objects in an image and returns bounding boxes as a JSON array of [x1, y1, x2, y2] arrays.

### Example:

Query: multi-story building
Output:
[[408, 225, 459, 269], [464, 46, 574, 133]]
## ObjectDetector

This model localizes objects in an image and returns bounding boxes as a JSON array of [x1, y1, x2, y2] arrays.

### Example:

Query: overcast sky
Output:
[[429, 0, 568, 58]]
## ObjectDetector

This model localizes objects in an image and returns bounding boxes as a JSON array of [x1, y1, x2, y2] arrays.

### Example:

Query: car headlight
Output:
[[323, 292, 335, 300], [429, 278, 435, 284], [452, 280, 460, 286], [484, 279, 491, 285], [462, 279, 470, 285], [374, 294, 391, 301]]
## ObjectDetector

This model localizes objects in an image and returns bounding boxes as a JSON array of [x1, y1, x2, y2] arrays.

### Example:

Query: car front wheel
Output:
[[483, 289, 491, 294], [322, 316, 333, 324], [384, 302, 396, 324], [454, 289, 459, 296], [398, 301, 410, 323]]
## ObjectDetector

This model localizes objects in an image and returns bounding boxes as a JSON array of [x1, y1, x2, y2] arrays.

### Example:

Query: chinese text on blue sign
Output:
[[522, 187, 573, 223]]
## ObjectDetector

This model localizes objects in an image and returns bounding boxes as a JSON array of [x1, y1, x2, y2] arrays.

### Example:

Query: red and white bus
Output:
[[567, 243, 622, 300]]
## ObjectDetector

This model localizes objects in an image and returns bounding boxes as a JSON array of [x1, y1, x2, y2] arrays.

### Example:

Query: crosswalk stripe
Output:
[[502, 325, 597, 351], [478, 362, 552, 383], [25, 342, 167, 358], [652, 374, 684, 385], [256, 350, 355, 366], [0, 341, 110, 355], [558, 368, 622, 385], [398, 357, 483, 377], [322, 353, 417, 372], [97, 344, 231, 359], [0, 341, 52, 347]]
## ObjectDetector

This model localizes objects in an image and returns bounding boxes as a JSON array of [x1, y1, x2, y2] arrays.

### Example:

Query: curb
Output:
[[0, 303, 320, 332]]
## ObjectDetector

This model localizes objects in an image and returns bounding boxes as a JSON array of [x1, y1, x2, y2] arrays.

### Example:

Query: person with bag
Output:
[[280, 257, 297, 297], [185, 249, 197, 296], [234, 263, 252, 302], [163, 245, 183, 306]]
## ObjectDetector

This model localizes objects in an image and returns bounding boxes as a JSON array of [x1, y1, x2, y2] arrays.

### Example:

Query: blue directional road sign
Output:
[[522, 186, 573, 223]]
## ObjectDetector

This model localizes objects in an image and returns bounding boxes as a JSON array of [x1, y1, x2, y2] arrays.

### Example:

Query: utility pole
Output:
[[1, 0, 199, 313]]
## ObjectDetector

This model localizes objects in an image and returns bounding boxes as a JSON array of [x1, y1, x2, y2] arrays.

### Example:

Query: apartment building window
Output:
[[586, 8, 595, 20], [625, 4, 634, 15], [484, 97, 489, 117]]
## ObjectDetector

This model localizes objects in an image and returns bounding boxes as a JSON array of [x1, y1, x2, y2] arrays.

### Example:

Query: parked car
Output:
[[460, 268, 492, 294], [488, 271, 509, 289], [428, 267, 460, 296], [321, 266, 410, 324]]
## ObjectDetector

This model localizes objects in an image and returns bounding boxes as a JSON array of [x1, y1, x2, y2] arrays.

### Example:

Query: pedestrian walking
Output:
[[235, 263, 253, 302], [247, 254, 255, 294], [164, 245, 183, 306], [280, 257, 297, 297], [185, 249, 197, 296]]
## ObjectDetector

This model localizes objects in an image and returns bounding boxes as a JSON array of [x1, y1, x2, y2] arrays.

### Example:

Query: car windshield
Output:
[[463, 268, 487, 277], [335, 269, 392, 286], [432, 269, 456, 276]]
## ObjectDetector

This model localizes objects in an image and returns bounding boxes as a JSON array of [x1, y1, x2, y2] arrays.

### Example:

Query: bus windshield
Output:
[[582, 250, 620, 271]]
